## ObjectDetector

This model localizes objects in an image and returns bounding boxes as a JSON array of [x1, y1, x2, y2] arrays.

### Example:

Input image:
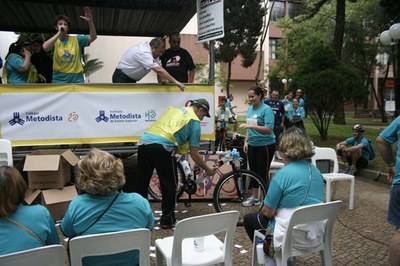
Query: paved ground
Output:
[[147, 176, 393, 265], [58, 174, 393, 265]]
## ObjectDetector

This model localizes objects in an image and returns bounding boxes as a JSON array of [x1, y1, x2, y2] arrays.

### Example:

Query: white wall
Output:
[[0, 31, 18, 65], [84, 36, 156, 83], [85, 14, 198, 83]]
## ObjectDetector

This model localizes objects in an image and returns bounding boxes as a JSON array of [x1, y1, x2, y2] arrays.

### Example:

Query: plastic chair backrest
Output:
[[311, 147, 339, 173], [69, 228, 151, 266], [171, 210, 240, 265], [0, 244, 65, 266], [0, 139, 13, 166], [279, 201, 342, 264]]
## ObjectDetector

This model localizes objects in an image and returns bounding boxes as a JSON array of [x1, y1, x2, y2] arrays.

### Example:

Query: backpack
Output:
[[363, 137, 375, 160]]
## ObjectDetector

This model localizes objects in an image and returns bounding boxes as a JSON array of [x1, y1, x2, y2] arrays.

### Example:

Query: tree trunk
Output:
[[332, 0, 346, 124], [379, 61, 391, 122], [226, 61, 232, 96]]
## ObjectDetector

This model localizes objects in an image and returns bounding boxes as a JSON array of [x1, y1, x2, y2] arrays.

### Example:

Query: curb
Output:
[[339, 162, 390, 186]]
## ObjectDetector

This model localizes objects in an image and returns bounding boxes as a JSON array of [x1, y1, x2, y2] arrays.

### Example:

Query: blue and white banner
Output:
[[0, 84, 215, 146]]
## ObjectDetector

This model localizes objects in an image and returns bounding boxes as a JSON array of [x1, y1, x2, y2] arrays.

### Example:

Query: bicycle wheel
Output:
[[148, 162, 185, 201], [213, 169, 268, 225]]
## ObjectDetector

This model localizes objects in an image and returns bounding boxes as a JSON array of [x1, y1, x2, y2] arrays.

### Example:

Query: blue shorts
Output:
[[388, 184, 400, 228]]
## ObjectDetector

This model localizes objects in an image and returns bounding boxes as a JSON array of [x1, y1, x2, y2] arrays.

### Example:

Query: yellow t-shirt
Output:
[[53, 36, 84, 74]]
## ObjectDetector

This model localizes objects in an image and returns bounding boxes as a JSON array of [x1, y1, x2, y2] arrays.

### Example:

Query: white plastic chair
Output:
[[69, 228, 151, 266], [0, 139, 13, 166], [311, 147, 355, 210], [275, 201, 342, 266], [155, 210, 240, 266], [0, 244, 65, 266]]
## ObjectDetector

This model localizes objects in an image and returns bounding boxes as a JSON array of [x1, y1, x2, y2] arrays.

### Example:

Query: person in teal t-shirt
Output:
[[377, 117, 400, 265], [239, 86, 276, 206], [336, 124, 372, 175], [61, 149, 154, 266], [0, 166, 59, 255], [243, 127, 323, 257]]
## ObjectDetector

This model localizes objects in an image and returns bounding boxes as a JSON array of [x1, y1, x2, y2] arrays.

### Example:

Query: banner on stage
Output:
[[0, 84, 215, 146]]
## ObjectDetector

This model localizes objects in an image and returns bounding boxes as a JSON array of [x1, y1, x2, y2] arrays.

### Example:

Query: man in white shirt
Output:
[[112, 38, 185, 91]]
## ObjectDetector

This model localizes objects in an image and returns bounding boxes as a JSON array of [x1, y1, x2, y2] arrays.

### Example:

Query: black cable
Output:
[[336, 214, 389, 246]]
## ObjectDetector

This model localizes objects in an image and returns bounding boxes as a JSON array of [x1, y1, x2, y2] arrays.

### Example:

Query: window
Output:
[[288, 1, 303, 18], [271, 1, 285, 21], [269, 38, 281, 60]]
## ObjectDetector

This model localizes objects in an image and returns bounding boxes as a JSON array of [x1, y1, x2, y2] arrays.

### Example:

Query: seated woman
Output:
[[243, 127, 323, 261], [61, 148, 154, 266], [0, 166, 59, 255]]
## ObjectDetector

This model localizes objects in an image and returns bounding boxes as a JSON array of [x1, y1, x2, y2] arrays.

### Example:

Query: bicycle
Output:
[[148, 149, 269, 225]]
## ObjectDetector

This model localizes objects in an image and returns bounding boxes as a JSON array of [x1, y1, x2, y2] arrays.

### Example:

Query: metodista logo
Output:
[[9, 112, 25, 126], [96, 110, 109, 122]]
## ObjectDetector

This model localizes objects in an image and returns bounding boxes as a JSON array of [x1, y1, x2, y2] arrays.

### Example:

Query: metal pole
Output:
[[394, 41, 400, 117], [208, 40, 215, 86]]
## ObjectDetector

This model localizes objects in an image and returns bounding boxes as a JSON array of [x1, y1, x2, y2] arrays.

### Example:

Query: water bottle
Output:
[[256, 238, 266, 265], [180, 158, 192, 176], [216, 155, 230, 167]]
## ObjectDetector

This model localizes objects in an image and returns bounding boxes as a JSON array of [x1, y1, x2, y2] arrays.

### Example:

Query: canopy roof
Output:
[[0, 0, 196, 36]]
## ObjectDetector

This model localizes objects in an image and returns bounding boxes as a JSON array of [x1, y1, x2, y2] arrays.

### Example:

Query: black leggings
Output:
[[247, 144, 275, 188], [137, 144, 177, 225], [244, 212, 270, 242]]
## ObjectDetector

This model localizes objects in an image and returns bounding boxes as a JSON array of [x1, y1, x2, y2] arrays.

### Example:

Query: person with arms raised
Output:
[[43, 7, 97, 83]]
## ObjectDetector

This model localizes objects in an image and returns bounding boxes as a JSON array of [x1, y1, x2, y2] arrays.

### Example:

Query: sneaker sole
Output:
[[242, 201, 261, 207]]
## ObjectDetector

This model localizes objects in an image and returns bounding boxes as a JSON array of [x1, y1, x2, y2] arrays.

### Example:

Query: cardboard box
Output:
[[24, 185, 78, 221], [23, 149, 79, 189]]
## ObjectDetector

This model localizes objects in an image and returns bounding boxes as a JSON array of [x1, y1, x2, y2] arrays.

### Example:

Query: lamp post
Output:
[[380, 23, 400, 117], [281, 78, 291, 92]]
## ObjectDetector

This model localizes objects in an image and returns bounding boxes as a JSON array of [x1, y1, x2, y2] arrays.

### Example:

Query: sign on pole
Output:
[[197, 0, 224, 43]]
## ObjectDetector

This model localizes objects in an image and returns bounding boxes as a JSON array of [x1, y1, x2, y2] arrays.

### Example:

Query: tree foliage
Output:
[[342, 0, 387, 121], [83, 54, 104, 77], [291, 45, 366, 140], [211, 0, 263, 95], [379, 0, 400, 20]]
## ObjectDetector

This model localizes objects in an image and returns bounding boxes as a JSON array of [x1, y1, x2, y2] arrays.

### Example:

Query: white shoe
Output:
[[242, 197, 261, 207]]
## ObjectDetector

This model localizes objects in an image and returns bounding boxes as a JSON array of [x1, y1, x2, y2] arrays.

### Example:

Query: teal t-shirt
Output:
[[345, 136, 371, 161], [140, 119, 201, 148], [287, 107, 305, 119], [6, 53, 28, 83], [52, 35, 89, 84], [264, 160, 324, 229], [246, 103, 275, 146], [380, 116, 400, 184], [0, 204, 59, 255], [61, 192, 154, 266]]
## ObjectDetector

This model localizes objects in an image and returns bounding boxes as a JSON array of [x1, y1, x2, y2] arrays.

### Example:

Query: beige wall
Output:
[[84, 36, 158, 83]]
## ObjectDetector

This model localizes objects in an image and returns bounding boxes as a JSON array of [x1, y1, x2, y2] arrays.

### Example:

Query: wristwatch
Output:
[[389, 162, 396, 167]]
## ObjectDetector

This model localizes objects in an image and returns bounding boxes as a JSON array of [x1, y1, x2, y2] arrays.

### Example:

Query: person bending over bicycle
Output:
[[215, 97, 233, 151], [136, 99, 217, 229]]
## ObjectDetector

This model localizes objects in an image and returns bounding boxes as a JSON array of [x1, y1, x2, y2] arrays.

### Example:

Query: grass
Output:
[[232, 114, 394, 173]]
